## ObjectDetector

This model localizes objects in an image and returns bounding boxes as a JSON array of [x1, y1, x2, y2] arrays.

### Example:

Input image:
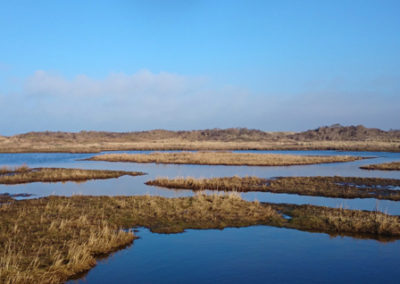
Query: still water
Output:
[[73, 226, 400, 284], [1, 150, 400, 283], [1, 150, 400, 214]]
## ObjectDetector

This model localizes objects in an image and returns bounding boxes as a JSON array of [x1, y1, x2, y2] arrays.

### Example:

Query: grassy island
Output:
[[1, 193, 399, 283], [0, 165, 145, 185], [146, 176, 400, 201], [88, 151, 362, 166], [360, 162, 400, 171]]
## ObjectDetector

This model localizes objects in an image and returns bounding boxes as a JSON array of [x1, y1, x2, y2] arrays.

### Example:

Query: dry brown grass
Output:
[[273, 203, 400, 237], [1, 140, 400, 153], [0, 199, 135, 284], [0, 194, 14, 203], [1, 125, 399, 153], [360, 162, 400, 171], [0, 165, 29, 175], [0, 193, 32, 203], [1, 194, 399, 283], [0, 166, 145, 184], [88, 151, 362, 166], [0, 194, 279, 283], [146, 176, 400, 201]]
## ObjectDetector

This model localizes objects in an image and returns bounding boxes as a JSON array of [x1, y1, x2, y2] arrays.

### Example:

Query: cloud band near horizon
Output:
[[0, 69, 399, 135]]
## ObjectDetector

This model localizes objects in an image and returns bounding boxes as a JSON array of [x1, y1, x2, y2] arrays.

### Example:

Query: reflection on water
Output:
[[1, 150, 399, 214], [2, 150, 400, 283], [70, 226, 400, 284]]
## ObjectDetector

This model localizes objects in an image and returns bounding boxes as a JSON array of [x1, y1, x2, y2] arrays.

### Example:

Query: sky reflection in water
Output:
[[2, 150, 400, 283]]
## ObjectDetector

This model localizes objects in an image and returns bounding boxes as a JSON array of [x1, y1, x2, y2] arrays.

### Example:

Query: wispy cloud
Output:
[[24, 70, 204, 99], [0, 70, 264, 134], [0, 70, 399, 135]]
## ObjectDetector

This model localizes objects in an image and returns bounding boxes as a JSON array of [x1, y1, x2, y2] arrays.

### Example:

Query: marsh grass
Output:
[[0, 165, 29, 175], [274, 203, 400, 237], [88, 151, 362, 166], [1, 194, 400, 283], [0, 200, 135, 284], [146, 176, 400, 201], [0, 166, 145, 185], [0, 194, 14, 203], [0, 193, 279, 283], [360, 162, 400, 171]]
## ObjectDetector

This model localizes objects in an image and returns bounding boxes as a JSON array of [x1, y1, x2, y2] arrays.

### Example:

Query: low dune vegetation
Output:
[[360, 162, 400, 171], [0, 166, 145, 185], [146, 176, 400, 201], [88, 151, 362, 166], [1, 193, 400, 283], [1, 125, 400, 153]]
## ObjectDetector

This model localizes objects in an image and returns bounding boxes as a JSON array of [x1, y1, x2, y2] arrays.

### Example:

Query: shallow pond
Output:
[[71, 226, 400, 284], [1, 150, 400, 214], [1, 150, 400, 283]]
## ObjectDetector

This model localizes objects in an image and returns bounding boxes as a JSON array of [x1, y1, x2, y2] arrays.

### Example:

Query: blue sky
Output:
[[0, 0, 399, 135]]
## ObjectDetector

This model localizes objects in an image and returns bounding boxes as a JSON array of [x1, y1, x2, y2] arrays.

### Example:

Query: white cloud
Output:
[[24, 70, 205, 98], [0, 70, 265, 134], [0, 70, 399, 135]]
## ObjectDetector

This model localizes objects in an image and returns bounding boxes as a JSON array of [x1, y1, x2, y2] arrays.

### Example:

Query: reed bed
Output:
[[0, 166, 145, 185], [88, 152, 362, 166], [360, 162, 400, 171], [146, 176, 400, 201], [1, 194, 399, 283]]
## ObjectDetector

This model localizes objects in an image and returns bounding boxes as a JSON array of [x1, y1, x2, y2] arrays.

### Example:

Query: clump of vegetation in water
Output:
[[88, 151, 362, 166], [0, 165, 145, 184], [1, 194, 399, 283], [360, 162, 400, 171], [146, 176, 400, 201]]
